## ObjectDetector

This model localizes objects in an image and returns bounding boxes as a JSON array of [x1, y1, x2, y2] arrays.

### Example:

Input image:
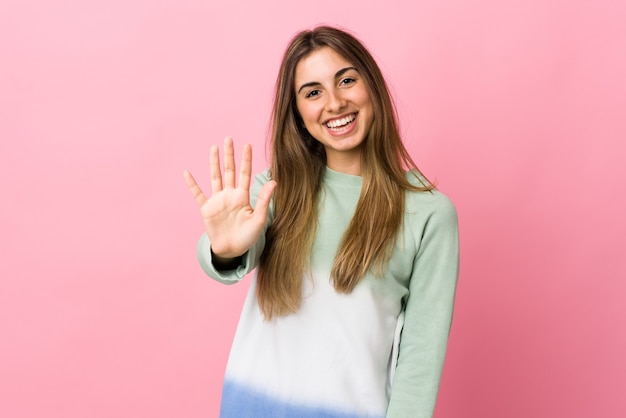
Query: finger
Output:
[[252, 180, 277, 222], [183, 170, 208, 207], [210, 145, 223, 194], [223, 136, 236, 188], [238, 143, 252, 191]]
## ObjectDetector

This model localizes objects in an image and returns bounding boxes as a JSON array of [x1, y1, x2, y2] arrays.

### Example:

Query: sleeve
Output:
[[195, 170, 274, 285], [386, 195, 460, 418]]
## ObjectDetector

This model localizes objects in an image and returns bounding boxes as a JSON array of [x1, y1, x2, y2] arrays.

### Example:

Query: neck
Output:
[[326, 153, 361, 176]]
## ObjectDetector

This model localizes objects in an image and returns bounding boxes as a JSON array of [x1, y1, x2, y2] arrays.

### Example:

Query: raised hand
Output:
[[184, 137, 276, 261]]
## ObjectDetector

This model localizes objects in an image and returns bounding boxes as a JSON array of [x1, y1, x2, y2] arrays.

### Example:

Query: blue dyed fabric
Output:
[[220, 380, 384, 418]]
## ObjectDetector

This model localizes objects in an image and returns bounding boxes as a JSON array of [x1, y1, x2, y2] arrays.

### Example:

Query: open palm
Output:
[[184, 137, 276, 260]]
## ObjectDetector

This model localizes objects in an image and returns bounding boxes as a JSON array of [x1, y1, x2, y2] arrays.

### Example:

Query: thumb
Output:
[[252, 180, 277, 221]]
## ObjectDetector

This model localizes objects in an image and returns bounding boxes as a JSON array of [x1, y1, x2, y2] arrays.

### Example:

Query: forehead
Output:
[[294, 47, 354, 85]]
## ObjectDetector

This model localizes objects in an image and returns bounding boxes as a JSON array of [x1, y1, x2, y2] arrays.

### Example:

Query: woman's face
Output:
[[294, 47, 374, 175]]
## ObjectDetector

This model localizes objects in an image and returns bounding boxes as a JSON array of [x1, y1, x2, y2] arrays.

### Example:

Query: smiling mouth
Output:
[[325, 113, 357, 131]]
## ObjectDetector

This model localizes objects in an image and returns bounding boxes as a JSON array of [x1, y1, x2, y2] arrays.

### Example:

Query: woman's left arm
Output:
[[386, 194, 460, 418]]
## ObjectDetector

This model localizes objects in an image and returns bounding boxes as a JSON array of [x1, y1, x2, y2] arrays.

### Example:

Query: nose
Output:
[[325, 89, 347, 113]]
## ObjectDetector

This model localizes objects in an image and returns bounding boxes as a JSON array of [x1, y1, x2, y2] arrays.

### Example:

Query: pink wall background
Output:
[[1, 0, 624, 417]]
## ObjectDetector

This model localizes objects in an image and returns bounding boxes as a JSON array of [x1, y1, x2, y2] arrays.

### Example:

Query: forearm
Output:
[[196, 233, 259, 284], [211, 250, 244, 271]]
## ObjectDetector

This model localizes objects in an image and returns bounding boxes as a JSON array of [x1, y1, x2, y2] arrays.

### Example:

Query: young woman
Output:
[[184, 26, 459, 418]]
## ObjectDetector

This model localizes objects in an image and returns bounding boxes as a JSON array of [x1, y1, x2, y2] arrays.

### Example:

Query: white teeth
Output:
[[326, 113, 356, 128]]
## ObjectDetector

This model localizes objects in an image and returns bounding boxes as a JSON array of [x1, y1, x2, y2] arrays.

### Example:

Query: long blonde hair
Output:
[[257, 26, 433, 319]]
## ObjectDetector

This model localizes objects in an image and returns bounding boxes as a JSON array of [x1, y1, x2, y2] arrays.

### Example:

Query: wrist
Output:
[[211, 249, 243, 270]]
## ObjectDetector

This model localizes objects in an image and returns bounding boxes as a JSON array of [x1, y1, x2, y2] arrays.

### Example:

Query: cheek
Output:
[[298, 105, 320, 127], [358, 90, 373, 110]]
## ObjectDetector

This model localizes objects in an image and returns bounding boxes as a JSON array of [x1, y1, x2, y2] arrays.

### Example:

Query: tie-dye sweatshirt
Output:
[[197, 167, 459, 418]]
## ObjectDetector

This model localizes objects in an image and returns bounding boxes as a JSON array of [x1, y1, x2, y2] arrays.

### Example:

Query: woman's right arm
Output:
[[184, 137, 276, 283]]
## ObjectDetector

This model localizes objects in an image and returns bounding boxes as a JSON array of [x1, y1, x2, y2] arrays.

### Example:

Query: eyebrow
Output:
[[297, 66, 358, 94]]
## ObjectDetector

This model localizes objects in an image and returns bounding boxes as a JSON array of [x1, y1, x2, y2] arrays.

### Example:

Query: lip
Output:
[[323, 112, 358, 137], [323, 112, 357, 125]]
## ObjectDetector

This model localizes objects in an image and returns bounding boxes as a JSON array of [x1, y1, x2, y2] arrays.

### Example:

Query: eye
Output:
[[339, 77, 356, 86], [305, 89, 321, 99]]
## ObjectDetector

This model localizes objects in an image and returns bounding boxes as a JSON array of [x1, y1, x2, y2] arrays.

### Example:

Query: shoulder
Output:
[[250, 168, 273, 194], [406, 191, 458, 238], [250, 169, 274, 211], [253, 168, 272, 185], [402, 186, 458, 260], [404, 172, 458, 229], [403, 175, 459, 247]]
